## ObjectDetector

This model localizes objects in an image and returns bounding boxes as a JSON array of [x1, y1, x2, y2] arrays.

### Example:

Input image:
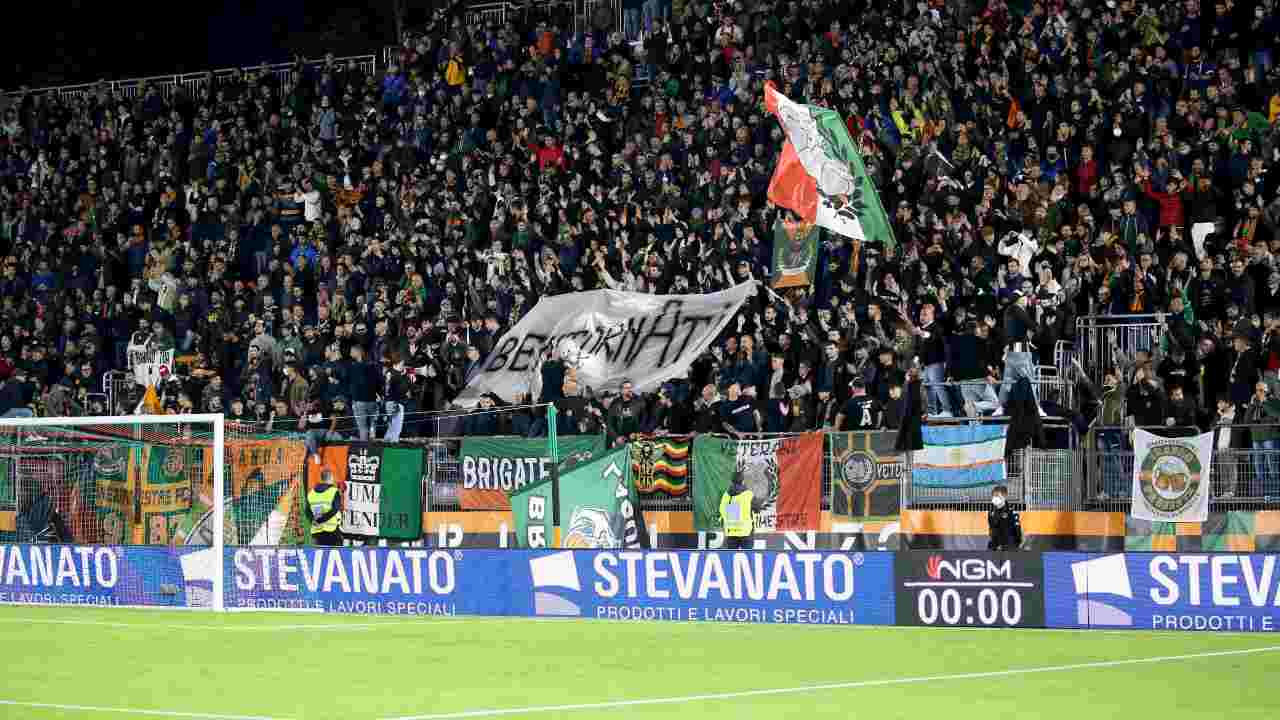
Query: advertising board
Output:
[[1045, 553, 1280, 632], [230, 547, 896, 625], [6, 545, 1275, 633], [0, 544, 211, 608], [894, 551, 1045, 628]]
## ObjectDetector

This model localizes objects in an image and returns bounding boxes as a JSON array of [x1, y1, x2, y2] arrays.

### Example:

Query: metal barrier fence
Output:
[[420, 431, 877, 513], [921, 373, 1073, 417], [1075, 314, 1167, 385], [103, 371, 133, 417], [392, 421, 1280, 515], [899, 416, 1079, 512], [1082, 425, 1280, 512], [3, 54, 378, 101], [467, 1, 512, 27]]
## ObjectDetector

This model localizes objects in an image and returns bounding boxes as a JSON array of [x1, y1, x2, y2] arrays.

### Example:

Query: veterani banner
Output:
[[455, 282, 757, 406]]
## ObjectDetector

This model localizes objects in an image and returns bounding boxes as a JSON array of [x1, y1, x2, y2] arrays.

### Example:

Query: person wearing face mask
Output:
[[987, 485, 1022, 551]]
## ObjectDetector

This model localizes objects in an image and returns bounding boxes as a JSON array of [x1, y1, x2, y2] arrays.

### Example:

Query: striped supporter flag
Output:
[[914, 425, 1008, 489]]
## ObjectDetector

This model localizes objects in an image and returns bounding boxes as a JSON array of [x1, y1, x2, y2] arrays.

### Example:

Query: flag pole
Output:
[[547, 403, 560, 548]]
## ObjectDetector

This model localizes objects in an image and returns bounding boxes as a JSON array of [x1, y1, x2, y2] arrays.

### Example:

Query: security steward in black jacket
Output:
[[987, 485, 1023, 551]]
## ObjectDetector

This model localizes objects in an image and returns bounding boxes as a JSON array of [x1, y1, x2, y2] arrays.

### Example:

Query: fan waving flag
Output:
[[764, 82, 896, 250]]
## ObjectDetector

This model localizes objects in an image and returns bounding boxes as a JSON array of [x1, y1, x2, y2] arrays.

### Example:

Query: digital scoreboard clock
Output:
[[895, 552, 1046, 628]]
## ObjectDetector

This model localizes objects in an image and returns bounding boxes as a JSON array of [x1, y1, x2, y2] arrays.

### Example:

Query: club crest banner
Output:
[[456, 282, 756, 406], [1130, 429, 1212, 523]]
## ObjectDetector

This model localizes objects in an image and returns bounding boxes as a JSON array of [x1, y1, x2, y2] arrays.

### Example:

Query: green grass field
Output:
[[1, 605, 1277, 719]]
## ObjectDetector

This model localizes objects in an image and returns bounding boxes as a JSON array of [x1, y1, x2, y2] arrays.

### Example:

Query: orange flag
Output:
[[140, 385, 163, 414], [1007, 98, 1022, 129]]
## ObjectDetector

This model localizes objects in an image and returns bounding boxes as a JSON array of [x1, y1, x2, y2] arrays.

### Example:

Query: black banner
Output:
[[895, 551, 1046, 628]]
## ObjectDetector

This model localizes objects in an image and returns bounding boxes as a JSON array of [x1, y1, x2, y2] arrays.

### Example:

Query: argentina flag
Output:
[[913, 425, 1008, 488]]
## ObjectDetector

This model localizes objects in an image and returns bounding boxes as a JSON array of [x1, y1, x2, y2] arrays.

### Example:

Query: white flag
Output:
[[455, 282, 756, 406], [1130, 428, 1213, 522]]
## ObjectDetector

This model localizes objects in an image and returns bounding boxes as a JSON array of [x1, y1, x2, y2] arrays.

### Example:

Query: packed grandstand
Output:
[[0, 0, 1277, 459]]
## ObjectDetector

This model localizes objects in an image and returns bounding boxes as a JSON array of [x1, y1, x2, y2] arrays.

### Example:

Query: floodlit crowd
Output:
[[0, 0, 1279, 452]]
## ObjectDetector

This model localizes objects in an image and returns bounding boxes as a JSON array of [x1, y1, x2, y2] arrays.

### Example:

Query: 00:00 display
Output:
[[916, 588, 1023, 626]]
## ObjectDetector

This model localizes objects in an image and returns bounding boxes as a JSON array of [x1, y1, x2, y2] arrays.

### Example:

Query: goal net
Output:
[[0, 414, 308, 612]]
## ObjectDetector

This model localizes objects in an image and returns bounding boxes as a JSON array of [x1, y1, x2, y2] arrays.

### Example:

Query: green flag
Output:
[[811, 106, 897, 251], [93, 446, 134, 545], [692, 436, 736, 531], [458, 435, 604, 510], [510, 477, 555, 549], [340, 444, 423, 541], [141, 445, 195, 545], [513, 446, 647, 549], [771, 218, 820, 288], [375, 447, 424, 540], [764, 82, 896, 251]]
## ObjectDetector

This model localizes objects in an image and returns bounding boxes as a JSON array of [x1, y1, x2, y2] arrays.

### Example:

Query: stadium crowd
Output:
[[0, 0, 1279, 450]]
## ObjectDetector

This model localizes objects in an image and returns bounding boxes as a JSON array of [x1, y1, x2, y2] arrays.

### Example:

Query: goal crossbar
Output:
[[0, 413, 227, 611]]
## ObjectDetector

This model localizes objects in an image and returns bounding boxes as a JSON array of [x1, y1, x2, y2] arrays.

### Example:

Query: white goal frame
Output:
[[0, 413, 226, 611]]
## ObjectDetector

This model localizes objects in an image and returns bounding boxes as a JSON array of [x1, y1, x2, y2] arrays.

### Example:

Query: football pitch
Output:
[[1, 605, 1276, 719]]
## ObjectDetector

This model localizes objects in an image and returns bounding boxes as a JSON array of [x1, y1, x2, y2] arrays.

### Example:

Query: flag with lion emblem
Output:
[[764, 82, 896, 250], [1131, 428, 1212, 522], [692, 434, 823, 532], [629, 436, 690, 495]]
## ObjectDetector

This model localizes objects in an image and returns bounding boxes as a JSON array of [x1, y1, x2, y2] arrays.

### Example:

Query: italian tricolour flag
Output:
[[764, 82, 895, 250]]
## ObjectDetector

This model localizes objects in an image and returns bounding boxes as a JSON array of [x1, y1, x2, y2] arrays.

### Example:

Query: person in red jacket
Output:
[[529, 133, 566, 171], [1141, 169, 1187, 233], [1074, 145, 1099, 197]]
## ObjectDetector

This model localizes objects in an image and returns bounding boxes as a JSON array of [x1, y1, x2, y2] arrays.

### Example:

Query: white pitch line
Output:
[[0, 699, 288, 720], [0, 614, 1270, 638], [0, 617, 456, 632], [0, 614, 1273, 638], [379, 645, 1280, 720]]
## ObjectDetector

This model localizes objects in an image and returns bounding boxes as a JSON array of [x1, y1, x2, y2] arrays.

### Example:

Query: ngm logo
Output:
[[926, 555, 1013, 582]]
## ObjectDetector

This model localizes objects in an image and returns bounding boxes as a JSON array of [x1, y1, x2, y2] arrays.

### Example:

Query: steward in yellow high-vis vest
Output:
[[305, 470, 344, 546], [718, 473, 754, 550]]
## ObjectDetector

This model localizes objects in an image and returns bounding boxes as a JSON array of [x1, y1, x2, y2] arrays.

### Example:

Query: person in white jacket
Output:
[[998, 231, 1037, 280]]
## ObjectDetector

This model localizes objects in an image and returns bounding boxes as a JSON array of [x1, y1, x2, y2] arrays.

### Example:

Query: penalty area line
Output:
[[0, 699, 289, 720], [378, 645, 1280, 720]]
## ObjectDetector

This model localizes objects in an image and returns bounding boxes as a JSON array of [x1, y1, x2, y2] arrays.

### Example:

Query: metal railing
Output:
[[1082, 425, 1280, 512], [1076, 314, 1168, 386], [3, 54, 378, 101], [900, 415, 1079, 512], [921, 372, 1073, 417], [102, 371, 133, 417]]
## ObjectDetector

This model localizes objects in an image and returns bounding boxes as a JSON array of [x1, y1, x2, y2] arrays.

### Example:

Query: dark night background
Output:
[[0, 0, 444, 91]]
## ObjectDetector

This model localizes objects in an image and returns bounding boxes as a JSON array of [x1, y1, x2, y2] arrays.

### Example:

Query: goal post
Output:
[[0, 414, 228, 610]]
